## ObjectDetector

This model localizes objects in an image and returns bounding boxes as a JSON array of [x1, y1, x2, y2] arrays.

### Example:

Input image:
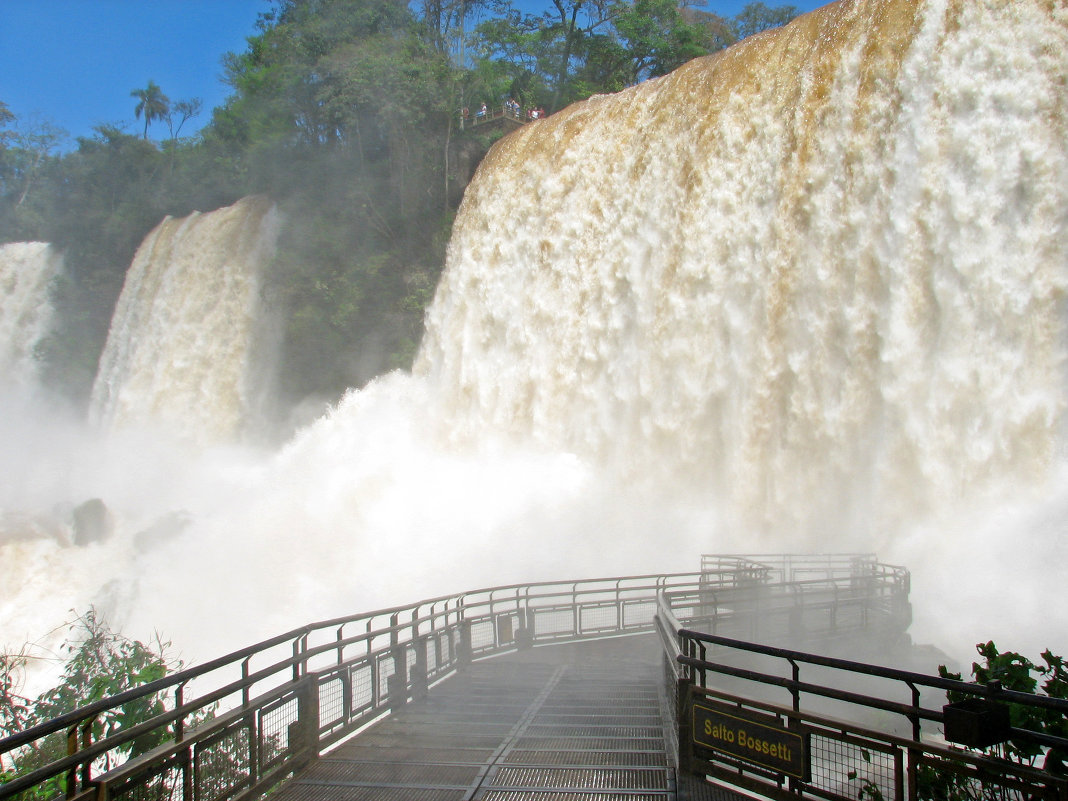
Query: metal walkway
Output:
[[0, 556, 919, 801], [271, 635, 721, 801]]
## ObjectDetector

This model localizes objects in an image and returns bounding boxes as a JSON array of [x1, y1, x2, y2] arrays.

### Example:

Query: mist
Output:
[[2, 0, 1067, 689]]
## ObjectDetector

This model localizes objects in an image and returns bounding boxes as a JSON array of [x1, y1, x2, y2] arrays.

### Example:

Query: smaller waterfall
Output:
[[90, 197, 281, 446], [0, 242, 62, 390]]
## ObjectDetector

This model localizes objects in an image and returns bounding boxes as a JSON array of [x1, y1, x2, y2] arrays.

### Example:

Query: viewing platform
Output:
[[272, 635, 699, 801], [3, 555, 1066, 801], [460, 103, 536, 132]]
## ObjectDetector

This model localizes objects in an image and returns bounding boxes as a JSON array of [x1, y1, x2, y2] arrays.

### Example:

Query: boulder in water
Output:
[[72, 498, 114, 546]]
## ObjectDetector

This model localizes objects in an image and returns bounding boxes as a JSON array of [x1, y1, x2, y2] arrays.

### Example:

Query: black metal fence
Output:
[[0, 554, 914, 801], [656, 582, 1068, 801]]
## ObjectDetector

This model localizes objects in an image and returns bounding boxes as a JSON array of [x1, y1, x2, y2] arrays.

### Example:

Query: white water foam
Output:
[[2, 0, 1067, 674]]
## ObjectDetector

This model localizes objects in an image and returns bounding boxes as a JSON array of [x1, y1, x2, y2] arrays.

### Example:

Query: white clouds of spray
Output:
[[3, 0, 1068, 679]]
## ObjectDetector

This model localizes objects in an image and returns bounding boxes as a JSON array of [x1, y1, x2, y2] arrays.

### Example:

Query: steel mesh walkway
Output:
[[271, 635, 730, 801]]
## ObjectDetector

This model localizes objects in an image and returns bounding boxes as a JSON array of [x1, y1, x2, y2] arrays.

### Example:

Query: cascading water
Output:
[[419, 0, 1068, 545], [2, 0, 1066, 671], [0, 242, 61, 391], [89, 196, 281, 446]]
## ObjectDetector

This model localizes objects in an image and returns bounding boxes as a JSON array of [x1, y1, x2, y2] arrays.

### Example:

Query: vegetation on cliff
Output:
[[0, 0, 798, 416]]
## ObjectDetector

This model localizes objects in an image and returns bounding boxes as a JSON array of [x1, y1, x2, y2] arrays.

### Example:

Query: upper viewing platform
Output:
[[460, 101, 546, 131], [1, 555, 1065, 801]]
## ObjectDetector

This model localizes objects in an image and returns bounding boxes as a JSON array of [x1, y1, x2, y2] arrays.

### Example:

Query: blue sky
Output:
[[0, 0, 829, 149]]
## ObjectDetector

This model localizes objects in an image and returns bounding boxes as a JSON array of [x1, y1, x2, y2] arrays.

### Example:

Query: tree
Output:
[[0, 610, 182, 797], [602, 0, 710, 85], [0, 100, 14, 145], [0, 112, 67, 208], [130, 80, 170, 139], [166, 97, 204, 140], [730, 1, 799, 40]]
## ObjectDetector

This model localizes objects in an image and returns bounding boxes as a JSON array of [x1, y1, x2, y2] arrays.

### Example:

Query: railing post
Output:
[[411, 636, 429, 702], [294, 674, 320, 764], [788, 658, 801, 714], [906, 682, 921, 801], [388, 613, 408, 710], [242, 658, 251, 707], [677, 639, 695, 773], [181, 744, 193, 801], [65, 722, 78, 799], [78, 718, 94, 792], [458, 620, 472, 667], [515, 591, 534, 649]]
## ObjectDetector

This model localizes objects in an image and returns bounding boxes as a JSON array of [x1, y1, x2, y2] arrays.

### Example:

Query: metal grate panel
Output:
[[481, 793, 667, 800], [471, 620, 496, 649], [533, 609, 574, 637], [377, 652, 395, 704], [515, 737, 665, 751], [523, 725, 663, 739], [350, 663, 373, 712], [261, 695, 299, 772], [304, 760, 481, 786], [318, 674, 344, 730], [281, 786, 465, 801], [534, 713, 662, 726], [322, 747, 495, 763], [502, 751, 668, 767], [195, 724, 252, 801], [809, 734, 896, 800], [107, 758, 185, 801], [580, 604, 619, 633], [490, 767, 669, 790], [622, 601, 657, 628]]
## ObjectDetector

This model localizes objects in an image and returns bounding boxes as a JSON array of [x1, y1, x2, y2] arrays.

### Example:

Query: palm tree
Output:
[[131, 81, 170, 140]]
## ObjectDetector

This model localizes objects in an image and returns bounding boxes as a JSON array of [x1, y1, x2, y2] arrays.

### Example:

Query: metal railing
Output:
[[657, 591, 1068, 801], [459, 103, 532, 130], [0, 555, 911, 801]]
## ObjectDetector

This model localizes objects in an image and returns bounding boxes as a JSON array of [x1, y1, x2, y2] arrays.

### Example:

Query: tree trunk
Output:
[[550, 1, 582, 114]]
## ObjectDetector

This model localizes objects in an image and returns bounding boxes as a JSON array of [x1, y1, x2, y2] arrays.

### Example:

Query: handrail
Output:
[[677, 628, 1068, 715], [460, 102, 538, 130], [656, 586, 1068, 801], [0, 555, 909, 801]]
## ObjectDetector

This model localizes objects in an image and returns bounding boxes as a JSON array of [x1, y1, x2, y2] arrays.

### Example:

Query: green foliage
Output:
[[0, 0, 801, 416], [131, 81, 170, 140], [0, 610, 183, 798], [731, 2, 800, 40], [919, 643, 1068, 801], [938, 642, 1068, 772]]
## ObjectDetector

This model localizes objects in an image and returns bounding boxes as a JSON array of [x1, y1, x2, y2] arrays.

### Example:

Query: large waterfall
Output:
[[419, 0, 1068, 543], [90, 196, 281, 445], [2, 0, 1066, 669], [0, 242, 61, 391]]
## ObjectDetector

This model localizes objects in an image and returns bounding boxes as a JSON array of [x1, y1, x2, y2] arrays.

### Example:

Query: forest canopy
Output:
[[0, 0, 798, 417]]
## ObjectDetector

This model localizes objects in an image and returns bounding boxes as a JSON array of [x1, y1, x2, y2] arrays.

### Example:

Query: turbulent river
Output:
[[1, 0, 1066, 676]]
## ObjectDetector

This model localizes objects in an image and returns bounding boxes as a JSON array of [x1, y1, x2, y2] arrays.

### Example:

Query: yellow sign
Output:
[[692, 701, 808, 780]]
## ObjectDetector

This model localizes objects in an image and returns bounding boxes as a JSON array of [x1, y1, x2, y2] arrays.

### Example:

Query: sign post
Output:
[[691, 700, 809, 781]]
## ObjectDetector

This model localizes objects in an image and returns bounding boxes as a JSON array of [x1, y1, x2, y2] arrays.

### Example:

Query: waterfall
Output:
[[89, 196, 281, 445], [417, 0, 1068, 544], [0, 242, 61, 391], [3, 0, 1066, 666]]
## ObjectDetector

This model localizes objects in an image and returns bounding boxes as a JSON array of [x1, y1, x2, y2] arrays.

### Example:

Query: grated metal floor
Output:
[[271, 635, 744, 801]]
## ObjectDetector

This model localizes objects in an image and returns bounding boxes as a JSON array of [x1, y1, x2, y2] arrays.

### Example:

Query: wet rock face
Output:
[[72, 498, 114, 546]]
